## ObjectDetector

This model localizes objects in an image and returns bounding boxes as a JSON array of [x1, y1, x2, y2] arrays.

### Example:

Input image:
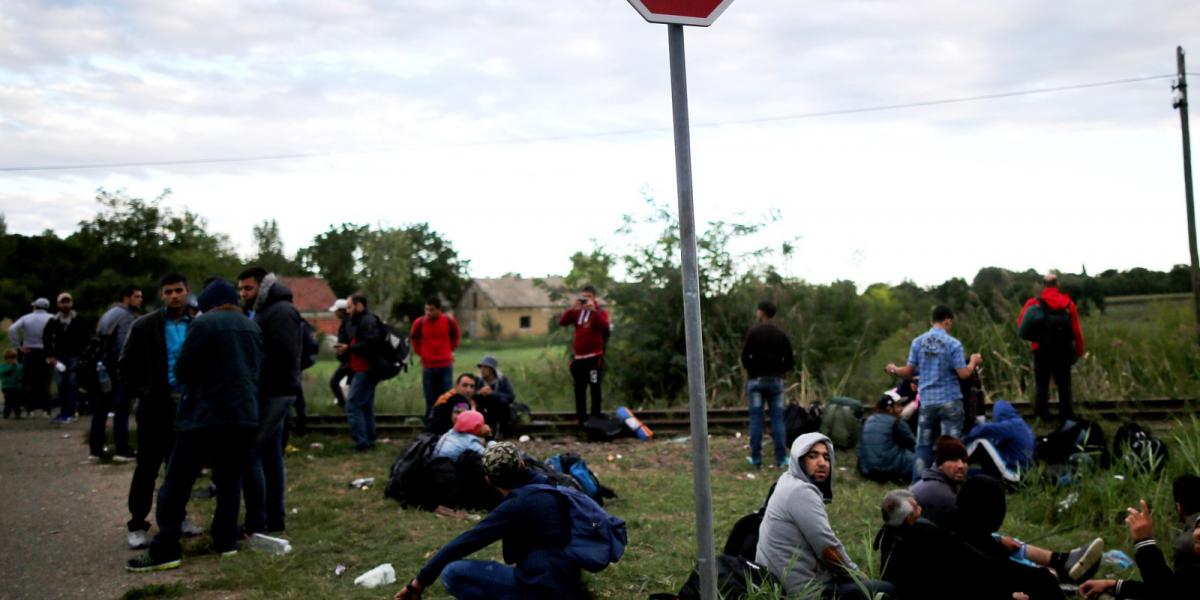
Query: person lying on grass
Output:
[[1078, 497, 1200, 599], [755, 432, 897, 600], [395, 442, 585, 600]]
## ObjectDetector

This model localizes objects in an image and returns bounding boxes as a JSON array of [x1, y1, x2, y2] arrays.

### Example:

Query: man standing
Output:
[[8, 297, 54, 416], [410, 297, 460, 418], [338, 294, 383, 451], [237, 267, 302, 534], [558, 285, 610, 424], [329, 298, 351, 408], [1018, 272, 1085, 421], [45, 293, 90, 423], [91, 286, 142, 460], [740, 300, 795, 468], [885, 304, 983, 481], [120, 273, 193, 549], [126, 279, 263, 572]]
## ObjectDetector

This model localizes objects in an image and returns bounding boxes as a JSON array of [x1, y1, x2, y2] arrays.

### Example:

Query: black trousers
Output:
[[329, 363, 351, 407], [148, 427, 254, 561], [1034, 348, 1075, 419], [570, 356, 604, 420], [21, 350, 51, 413], [128, 411, 176, 532]]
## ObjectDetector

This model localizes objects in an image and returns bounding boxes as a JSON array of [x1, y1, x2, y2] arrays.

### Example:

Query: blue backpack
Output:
[[545, 453, 617, 505], [517, 483, 627, 572]]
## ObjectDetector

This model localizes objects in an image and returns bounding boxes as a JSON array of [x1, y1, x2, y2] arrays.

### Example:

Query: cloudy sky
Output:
[[2, 1, 1198, 287]]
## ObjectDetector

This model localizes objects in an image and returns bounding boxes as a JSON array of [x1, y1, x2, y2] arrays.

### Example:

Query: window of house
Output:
[[519, 315, 532, 329]]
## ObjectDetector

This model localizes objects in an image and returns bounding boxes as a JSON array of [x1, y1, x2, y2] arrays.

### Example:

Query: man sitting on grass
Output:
[[425, 373, 478, 436], [1079, 497, 1200, 599], [396, 442, 585, 600], [756, 432, 896, 599], [963, 399, 1035, 484], [910, 436, 969, 529], [858, 391, 917, 484]]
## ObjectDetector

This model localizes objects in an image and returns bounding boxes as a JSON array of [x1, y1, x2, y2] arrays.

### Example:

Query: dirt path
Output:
[[0, 416, 200, 600]]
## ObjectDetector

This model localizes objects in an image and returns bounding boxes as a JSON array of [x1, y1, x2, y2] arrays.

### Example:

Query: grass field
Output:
[[119, 417, 1200, 599]]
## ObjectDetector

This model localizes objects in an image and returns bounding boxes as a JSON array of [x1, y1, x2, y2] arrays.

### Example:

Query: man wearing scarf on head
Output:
[[756, 432, 896, 599]]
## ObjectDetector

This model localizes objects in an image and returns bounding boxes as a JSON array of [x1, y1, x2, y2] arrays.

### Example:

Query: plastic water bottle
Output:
[[96, 362, 113, 394], [353, 563, 396, 588], [249, 533, 292, 555]]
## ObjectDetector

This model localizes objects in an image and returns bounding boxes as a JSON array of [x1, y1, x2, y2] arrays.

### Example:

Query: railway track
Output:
[[304, 398, 1198, 438]]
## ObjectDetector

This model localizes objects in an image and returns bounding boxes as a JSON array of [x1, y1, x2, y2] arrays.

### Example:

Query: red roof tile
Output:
[[279, 277, 338, 314]]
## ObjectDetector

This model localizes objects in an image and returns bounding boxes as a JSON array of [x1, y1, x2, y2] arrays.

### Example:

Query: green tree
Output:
[[249, 219, 305, 276], [297, 224, 368, 297], [358, 227, 416, 322], [564, 248, 614, 290]]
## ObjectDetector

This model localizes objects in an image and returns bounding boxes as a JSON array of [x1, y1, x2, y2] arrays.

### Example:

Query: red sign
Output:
[[626, 0, 735, 27]]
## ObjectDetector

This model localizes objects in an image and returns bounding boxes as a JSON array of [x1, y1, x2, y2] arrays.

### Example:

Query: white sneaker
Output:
[[181, 519, 205, 537], [112, 454, 135, 463], [127, 530, 149, 550]]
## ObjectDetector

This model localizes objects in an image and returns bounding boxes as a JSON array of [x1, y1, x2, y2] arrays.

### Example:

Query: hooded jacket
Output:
[[174, 307, 263, 433], [250, 274, 302, 397], [756, 432, 856, 595], [857, 413, 916, 480], [1018, 287, 1085, 358], [963, 400, 1035, 471], [910, 467, 959, 530]]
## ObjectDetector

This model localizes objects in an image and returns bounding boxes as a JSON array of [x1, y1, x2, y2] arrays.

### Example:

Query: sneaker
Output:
[[126, 553, 181, 573], [50, 415, 70, 424], [112, 453, 135, 463], [87, 454, 102, 462], [746, 457, 762, 468], [181, 519, 205, 537], [219, 548, 238, 558], [777, 458, 790, 469], [1065, 537, 1104, 583], [127, 530, 150, 550]]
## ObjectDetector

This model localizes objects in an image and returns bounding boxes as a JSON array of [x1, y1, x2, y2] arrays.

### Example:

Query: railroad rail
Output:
[[304, 398, 1198, 438]]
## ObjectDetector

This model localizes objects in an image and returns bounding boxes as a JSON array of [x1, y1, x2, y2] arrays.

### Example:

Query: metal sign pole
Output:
[[667, 22, 718, 600]]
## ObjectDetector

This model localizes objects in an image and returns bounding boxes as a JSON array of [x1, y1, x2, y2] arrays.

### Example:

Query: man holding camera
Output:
[[558, 285, 610, 424]]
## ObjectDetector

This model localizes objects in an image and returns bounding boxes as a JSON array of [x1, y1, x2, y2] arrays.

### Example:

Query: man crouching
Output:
[[756, 433, 896, 599]]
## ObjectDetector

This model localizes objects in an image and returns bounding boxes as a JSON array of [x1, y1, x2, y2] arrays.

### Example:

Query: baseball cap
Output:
[[32, 297, 50, 309], [329, 298, 348, 312]]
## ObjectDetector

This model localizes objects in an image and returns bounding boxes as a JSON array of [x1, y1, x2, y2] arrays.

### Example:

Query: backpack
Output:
[[299, 320, 319, 371], [1036, 298, 1075, 353], [959, 371, 986, 437], [722, 484, 776, 561], [819, 396, 864, 449], [666, 554, 783, 600], [371, 321, 410, 380], [73, 333, 110, 394], [546, 452, 617, 505], [784, 403, 822, 447], [384, 433, 439, 506], [583, 413, 627, 442], [509, 403, 532, 428], [1113, 421, 1169, 474], [515, 483, 627, 572], [524, 454, 585, 492]]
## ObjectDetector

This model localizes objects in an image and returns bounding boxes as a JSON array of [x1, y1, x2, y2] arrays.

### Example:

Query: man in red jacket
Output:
[[1018, 272, 1086, 421], [410, 297, 460, 418], [558, 285, 610, 424]]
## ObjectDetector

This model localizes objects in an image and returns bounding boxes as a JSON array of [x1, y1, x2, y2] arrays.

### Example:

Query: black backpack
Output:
[[663, 554, 782, 600], [722, 484, 776, 562], [1037, 298, 1075, 353], [384, 433, 439, 506], [784, 403, 822, 447], [1035, 419, 1110, 468], [299, 320, 319, 371], [371, 321, 410, 380], [1113, 421, 1169, 474], [73, 333, 111, 394], [583, 414, 628, 442]]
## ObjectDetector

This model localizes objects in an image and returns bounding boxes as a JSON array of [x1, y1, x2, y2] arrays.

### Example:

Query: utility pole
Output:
[[1175, 46, 1200, 344]]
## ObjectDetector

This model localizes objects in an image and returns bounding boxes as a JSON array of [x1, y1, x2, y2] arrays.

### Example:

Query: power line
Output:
[[0, 73, 1180, 173]]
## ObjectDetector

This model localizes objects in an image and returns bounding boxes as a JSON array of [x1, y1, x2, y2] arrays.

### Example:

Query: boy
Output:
[[1, 349, 23, 418]]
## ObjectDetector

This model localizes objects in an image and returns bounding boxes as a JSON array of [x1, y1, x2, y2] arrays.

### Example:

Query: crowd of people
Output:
[[5, 266, 1199, 599]]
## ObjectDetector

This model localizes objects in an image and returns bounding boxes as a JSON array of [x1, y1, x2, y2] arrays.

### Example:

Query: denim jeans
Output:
[[243, 395, 294, 533], [747, 377, 787, 465], [54, 356, 79, 418], [148, 427, 253, 561], [422, 366, 453, 417], [347, 372, 378, 448], [440, 559, 524, 600], [913, 401, 964, 480]]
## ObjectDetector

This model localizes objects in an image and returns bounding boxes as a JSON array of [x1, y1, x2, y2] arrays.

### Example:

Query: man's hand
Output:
[[1126, 499, 1154, 541], [1012, 593, 1029, 600], [47, 357, 58, 367], [18, 346, 31, 354], [998, 535, 1022, 552], [885, 363, 898, 375], [335, 343, 348, 355], [394, 579, 423, 600], [969, 353, 983, 367], [478, 385, 492, 396], [1078, 579, 1116, 599]]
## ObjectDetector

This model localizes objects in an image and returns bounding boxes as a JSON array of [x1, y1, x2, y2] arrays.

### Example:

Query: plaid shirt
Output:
[[906, 327, 966, 406]]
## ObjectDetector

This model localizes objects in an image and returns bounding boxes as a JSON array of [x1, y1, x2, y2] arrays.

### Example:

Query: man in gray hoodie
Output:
[[756, 432, 896, 599]]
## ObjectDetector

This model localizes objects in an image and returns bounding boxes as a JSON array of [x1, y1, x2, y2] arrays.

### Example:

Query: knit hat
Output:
[[197, 279, 239, 313], [482, 442, 523, 479], [454, 410, 485, 434], [934, 436, 968, 466]]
